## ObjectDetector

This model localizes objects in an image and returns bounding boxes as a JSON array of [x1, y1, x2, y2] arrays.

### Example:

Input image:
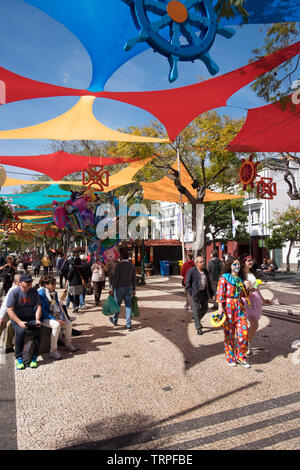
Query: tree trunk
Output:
[[192, 201, 205, 259], [286, 240, 293, 272]]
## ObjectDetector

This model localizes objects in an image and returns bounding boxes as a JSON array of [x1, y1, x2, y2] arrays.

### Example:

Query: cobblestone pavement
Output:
[[1, 274, 299, 450]]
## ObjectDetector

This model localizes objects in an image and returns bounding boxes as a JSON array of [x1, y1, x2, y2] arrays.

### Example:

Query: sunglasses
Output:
[[232, 263, 240, 266]]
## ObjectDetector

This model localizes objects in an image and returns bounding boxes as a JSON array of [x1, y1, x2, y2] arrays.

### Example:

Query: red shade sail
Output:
[[227, 98, 300, 153], [0, 42, 299, 141], [0, 151, 135, 180], [104, 42, 300, 141]]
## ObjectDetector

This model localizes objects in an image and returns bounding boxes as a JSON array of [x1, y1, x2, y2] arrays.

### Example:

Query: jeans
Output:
[[11, 319, 41, 359], [79, 286, 86, 307], [66, 294, 77, 309], [113, 286, 133, 328]]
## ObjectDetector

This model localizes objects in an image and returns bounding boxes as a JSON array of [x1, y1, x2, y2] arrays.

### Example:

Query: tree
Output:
[[266, 206, 300, 272], [250, 23, 300, 201], [117, 112, 245, 256], [251, 22, 300, 103], [205, 199, 249, 246]]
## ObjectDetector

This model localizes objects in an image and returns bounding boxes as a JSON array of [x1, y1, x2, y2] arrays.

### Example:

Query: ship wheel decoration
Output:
[[239, 155, 259, 191], [122, 0, 235, 82]]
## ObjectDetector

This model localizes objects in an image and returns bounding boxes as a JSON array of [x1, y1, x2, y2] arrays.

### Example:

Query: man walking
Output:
[[185, 256, 214, 335], [6, 273, 42, 369], [207, 249, 223, 309], [109, 249, 136, 331]]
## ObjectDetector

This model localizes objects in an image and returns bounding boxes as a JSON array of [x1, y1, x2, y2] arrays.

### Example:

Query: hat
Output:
[[20, 273, 33, 283]]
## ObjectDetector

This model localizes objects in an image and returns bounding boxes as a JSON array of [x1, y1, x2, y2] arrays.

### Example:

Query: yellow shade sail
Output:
[[0, 96, 169, 143], [102, 156, 154, 192], [2, 178, 85, 187], [142, 162, 243, 203]]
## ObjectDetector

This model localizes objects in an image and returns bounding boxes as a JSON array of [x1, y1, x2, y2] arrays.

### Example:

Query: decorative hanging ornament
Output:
[[239, 155, 259, 191], [256, 177, 277, 200], [82, 165, 109, 191], [0, 216, 23, 235], [122, 0, 235, 82]]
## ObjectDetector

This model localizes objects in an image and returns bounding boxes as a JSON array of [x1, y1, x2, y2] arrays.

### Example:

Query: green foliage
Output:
[[251, 22, 300, 102], [0, 197, 14, 223], [205, 199, 248, 242], [267, 206, 300, 244], [214, 0, 248, 21]]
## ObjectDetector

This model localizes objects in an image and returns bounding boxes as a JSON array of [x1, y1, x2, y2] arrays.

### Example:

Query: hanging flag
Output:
[[232, 209, 236, 238], [248, 205, 252, 236], [259, 206, 264, 236]]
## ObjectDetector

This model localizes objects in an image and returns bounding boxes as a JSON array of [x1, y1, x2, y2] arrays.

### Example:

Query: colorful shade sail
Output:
[[3, 185, 72, 210], [103, 156, 154, 192], [23, 0, 300, 90], [0, 96, 169, 143], [0, 151, 135, 181], [2, 158, 153, 195], [142, 162, 243, 203], [2, 178, 86, 187], [24, 0, 149, 91], [227, 97, 300, 153], [14, 210, 52, 216], [6, 184, 70, 199], [104, 41, 300, 141], [0, 42, 298, 142]]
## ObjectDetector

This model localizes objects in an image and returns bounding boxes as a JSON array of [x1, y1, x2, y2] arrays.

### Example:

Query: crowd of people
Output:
[[0, 246, 280, 371], [181, 250, 274, 369], [0, 247, 136, 370]]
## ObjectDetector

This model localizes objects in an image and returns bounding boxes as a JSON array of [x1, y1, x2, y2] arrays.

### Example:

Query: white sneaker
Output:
[[237, 360, 251, 369], [49, 350, 62, 360], [226, 361, 237, 367]]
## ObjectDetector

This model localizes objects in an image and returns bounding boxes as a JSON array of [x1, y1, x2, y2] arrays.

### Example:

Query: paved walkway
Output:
[[1, 274, 299, 450]]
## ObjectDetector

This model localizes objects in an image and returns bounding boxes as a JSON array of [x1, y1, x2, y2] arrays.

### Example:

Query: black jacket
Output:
[[185, 267, 214, 300]]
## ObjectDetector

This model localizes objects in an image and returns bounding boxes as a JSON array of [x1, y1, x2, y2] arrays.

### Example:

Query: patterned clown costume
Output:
[[217, 273, 249, 364]]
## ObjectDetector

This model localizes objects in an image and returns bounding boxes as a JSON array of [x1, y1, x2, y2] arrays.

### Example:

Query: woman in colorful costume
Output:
[[216, 256, 250, 368]]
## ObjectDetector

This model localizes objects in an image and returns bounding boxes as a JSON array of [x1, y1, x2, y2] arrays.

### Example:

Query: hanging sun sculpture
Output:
[[122, 0, 235, 82], [239, 155, 259, 191]]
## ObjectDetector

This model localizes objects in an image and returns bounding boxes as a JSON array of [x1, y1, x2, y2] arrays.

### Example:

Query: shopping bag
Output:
[[131, 295, 140, 318], [60, 288, 68, 302], [102, 294, 120, 316]]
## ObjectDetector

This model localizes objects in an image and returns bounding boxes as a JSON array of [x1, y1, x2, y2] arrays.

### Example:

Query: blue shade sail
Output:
[[4, 185, 71, 199], [223, 0, 300, 25], [24, 0, 150, 91]]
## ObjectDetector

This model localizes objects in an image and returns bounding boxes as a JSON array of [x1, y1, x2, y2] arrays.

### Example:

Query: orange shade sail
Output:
[[142, 163, 243, 203]]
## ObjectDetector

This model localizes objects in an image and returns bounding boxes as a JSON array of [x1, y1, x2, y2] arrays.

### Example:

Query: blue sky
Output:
[[0, 0, 287, 192]]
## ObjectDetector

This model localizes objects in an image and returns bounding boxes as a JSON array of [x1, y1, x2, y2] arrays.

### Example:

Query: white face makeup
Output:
[[231, 262, 240, 273]]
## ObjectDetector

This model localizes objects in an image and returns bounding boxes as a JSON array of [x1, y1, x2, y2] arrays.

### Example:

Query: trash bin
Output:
[[160, 260, 170, 276], [169, 261, 179, 275]]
